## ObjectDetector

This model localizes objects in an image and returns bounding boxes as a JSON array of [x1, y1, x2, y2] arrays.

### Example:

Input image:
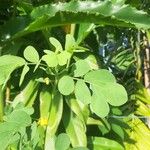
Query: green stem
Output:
[[0, 85, 4, 122]]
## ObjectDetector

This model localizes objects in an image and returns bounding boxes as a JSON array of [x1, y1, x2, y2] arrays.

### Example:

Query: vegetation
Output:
[[0, 0, 150, 149]]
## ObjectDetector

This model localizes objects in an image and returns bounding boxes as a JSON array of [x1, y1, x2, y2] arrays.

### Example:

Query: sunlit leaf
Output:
[[75, 80, 91, 104], [0, 55, 25, 85], [49, 37, 63, 52], [90, 88, 110, 118], [0, 109, 32, 150], [57, 51, 71, 66], [58, 76, 74, 95], [13, 79, 39, 107], [63, 107, 87, 147], [19, 63, 29, 86], [55, 133, 70, 150], [88, 137, 124, 150], [84, 70, 116, 84], [74, 60, 91, 77], [45, 91, 63, 148], [65, 34, 76, 53], [42, 52, 58, 67], [24, 46, 39, 63]]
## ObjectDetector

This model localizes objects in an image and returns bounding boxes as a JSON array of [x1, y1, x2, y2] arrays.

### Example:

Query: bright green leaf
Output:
[[0, 109, 32, 150], [101, 83, 128, 106], [0, 55, 25, 85], [19, 63, 29, 86], [13, 79, 39, 107], [45, 91, 63, 148], [58, 76, 74, 95], [40, 86, 52, 120], [84, 70, 116, 84], [42, 52, 58, 67], [31, 121, 40, 148], [74, 60, 91, 77], [75, 80, 91, 104], [24, 46, 39, 63], [69, 148, 89, 150], [88, 137, 124, 150], [65, 34, 76, 53], [63, 108, 87, 147], [57, 51, 71, 66], [55, 133, 70, 150], [49, 37, 63, 52], [84, 70, 127, 110], [66, 96, 89, 123], [6, 110, 31, 127], [90, 88, 110, 118]]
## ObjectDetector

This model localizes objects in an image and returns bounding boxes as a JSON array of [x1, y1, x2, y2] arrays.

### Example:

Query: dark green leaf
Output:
[[111, 123, 124, 140]]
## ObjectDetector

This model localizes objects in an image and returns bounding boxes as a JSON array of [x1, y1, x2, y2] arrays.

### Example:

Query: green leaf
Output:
[[88, 137, 124, 150], [85, 70, 127, 106], [74, 60, 91, 77], [90, 88, 110, 118], [5, 109, 32, 127], [24, 46, 39, 63], [84, 69, 116, 84], [65, 34, 76, 53], [58, 76, 74, 95], [66, 96, 88, 123], [57, 51, 71, 66], [2, 1, 150, 41], [63, 107, 87, 147], [55, 133, 70, 150], [0, 109, 32, 150], [0, 55, 25, 85], [77, 23, 95, 44], [85, 55, 99, 70], [75, 80, 91, 104], [39, 86, 52, 120], [45, 91, 63, 148], [69, 148, 89, 150], [111, 123, 124, 140], [42, 52, 58, 67], [19, 63, 29, 86], [0, 123, 18, 150], [45, 136, 56, 150], [101, 83, 128, 106], [30, 122, 40, 149], [13, 79, 39, 107], [49, 37, 63, 52]]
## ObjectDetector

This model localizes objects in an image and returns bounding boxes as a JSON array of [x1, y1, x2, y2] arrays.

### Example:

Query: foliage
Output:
[[0, 0, 150, 150]]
